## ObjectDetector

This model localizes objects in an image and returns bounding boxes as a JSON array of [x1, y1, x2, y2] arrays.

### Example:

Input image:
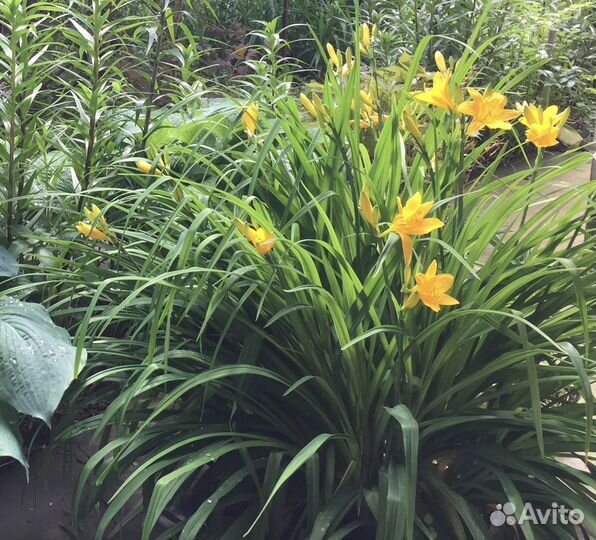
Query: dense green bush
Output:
[[1, 1, 595, 539]]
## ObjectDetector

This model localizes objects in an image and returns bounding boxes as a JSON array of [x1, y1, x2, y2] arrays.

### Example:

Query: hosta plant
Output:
[[0, 248, 83, 471]]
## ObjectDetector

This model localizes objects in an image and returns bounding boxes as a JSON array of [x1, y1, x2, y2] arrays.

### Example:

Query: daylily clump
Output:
[[457, 88, 519, 135], [383, 192, 444, 266], [517, 103, 570, 148], [405, 260, 459, 312], [235, 219, 276, 256]]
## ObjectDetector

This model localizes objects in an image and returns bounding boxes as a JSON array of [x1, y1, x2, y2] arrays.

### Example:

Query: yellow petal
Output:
[[422, 300, 442, 313], [426, 260, 438, 278], [435, 51, 447, 73], [433, 274, 455, 291], [556, 107, 570, 127], [359, 186, 380, 229], [76, 222, 109, 242], [457, 101, 477, 117], [543, 105, 559, 121], [439, 294, 460, 306], [407, 217, 445, 235], [399, 233, 414, 266], [404, 292, 420, 310], [326, 43, 340, 66], [300, 93, 318, 118]]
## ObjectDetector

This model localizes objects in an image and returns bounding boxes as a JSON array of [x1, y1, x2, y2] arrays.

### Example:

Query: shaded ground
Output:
[[0, 434, 143, 540]]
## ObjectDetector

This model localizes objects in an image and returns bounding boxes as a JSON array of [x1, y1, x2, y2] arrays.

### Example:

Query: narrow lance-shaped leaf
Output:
[[244, 433, 333, 537]]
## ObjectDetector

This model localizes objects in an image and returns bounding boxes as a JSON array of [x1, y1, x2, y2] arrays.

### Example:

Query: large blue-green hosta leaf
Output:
[[0, 246, 18, 277], [0, 297, 85, 425], [0, 403, 27, 472]]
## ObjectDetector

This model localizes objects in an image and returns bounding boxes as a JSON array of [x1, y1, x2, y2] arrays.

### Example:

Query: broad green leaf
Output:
[[0, 403, 27, 472], [385, 405, 419, 540], [0, 297, 85, 424], [0, 246, 18, 277]]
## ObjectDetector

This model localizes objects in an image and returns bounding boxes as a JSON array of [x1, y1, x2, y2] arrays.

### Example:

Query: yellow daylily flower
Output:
[[517, 102, 570, 148], [242, 102, 259, 138], [326, 43, 353, 80], [415, 72, 455, 111], [414, 51, 456, 111], [457, 88, 519, 135], [359, 184, 380, 231], [326, 43, 341, 67], [403, 109, 423, 143], [83, 203, 109, 231], [355, 90, 382, 129], [77, 204, 114, 242], [136, 160, 162, 175], [235, 218, 275, 256], [300, 93, 330, 122], [383, 192, 444, 266], [359, 23, 378, 55], [76, 222, 110, 242], [404, 260, 459, 313]]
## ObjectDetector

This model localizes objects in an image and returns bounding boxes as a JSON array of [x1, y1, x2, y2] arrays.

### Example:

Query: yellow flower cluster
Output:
[[415, 50, 570, 148], [359, 23, 378, 55], [235, 218, 276, 256], [232, 190, 457, 312], [76, 204, 115, 243], [300, 93, 331, 122], [356, 90, 382, 129], [326, 43, 354, 80], [360, 190, 458, 312]]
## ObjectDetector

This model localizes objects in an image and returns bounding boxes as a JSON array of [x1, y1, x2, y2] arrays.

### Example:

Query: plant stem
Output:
[[520, 149, 544, 227], [5, 3, 21, 243], [142, 0, 167, 144], [456, 115, 466, 229]]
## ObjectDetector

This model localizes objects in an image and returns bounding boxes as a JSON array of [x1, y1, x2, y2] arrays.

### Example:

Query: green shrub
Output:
[[1, 1, 595, 538], [13, 12, 593, 540]]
